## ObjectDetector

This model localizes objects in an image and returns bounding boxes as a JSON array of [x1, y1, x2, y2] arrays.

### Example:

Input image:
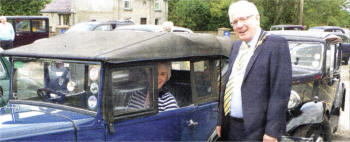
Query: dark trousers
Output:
[[222, 116, 246, 141], [0, 40, 13, 50]]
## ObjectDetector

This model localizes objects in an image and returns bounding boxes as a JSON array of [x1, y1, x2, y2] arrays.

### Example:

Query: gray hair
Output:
[[228, 0, 259, 24], [158, 62, 172, 81], [0, 16, 6, 21]]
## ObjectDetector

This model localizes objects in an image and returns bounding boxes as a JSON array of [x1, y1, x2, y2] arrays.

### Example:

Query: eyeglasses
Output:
[[231, 15, 255, 26]]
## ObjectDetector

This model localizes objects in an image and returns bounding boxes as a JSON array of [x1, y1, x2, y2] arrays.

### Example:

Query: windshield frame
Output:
[[8, 57, 103, 116], [288, 41, 325, 71]]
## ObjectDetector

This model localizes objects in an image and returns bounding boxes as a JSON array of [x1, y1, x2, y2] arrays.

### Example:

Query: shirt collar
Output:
[[246, 27, 261, 48]]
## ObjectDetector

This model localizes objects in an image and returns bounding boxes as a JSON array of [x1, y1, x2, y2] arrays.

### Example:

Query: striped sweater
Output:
[[158, 88, 179, 112]]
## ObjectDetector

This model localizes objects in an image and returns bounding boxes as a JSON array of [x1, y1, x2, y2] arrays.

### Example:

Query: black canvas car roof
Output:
[[1, 31, 232, 63]]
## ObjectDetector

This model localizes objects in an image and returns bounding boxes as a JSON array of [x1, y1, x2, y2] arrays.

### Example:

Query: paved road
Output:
[[333, 64, 350, 141]]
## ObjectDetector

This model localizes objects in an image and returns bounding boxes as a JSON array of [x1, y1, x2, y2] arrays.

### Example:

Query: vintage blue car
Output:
[[0, 31, 232, 141]]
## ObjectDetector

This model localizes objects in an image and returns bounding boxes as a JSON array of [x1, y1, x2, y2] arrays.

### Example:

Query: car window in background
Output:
[[66, 22, 97, 33], [32, 20, 46, 33], [289, 41, 323, 69], [16, 19, 30, 32], [95, 24, 113, 31]]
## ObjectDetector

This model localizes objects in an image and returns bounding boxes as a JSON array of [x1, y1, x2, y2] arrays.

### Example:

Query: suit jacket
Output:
[[217, 31, 292, 140]]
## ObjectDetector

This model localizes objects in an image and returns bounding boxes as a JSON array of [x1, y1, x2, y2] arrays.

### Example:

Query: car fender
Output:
[[286, 101, 324, 132]]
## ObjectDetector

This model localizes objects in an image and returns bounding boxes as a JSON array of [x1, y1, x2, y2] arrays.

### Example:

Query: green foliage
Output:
[[0, 0, 51, 16], [208, 0, 236, 30], [170, 0, 210, 31], [303, 0, 349, 28], [169, 0, 350, 31]]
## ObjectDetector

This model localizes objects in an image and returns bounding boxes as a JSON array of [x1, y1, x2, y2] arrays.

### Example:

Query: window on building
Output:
[[124, 0, 131, 9], [59, 14, 70, 26], [155, 19, 159, 25], [155, 0, 160, 10], [141, 18, 147, 25]]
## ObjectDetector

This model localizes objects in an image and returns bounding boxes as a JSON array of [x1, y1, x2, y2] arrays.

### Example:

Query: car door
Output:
[[321, 43, 340, 112], [32, 19, 49, 42], [13, 19, 33, 47], [105, 64, 185, 141], [180, 59, 222, 141]]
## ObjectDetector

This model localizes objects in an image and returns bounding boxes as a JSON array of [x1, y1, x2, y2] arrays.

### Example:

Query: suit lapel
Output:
[[243, 31, 267, 82]]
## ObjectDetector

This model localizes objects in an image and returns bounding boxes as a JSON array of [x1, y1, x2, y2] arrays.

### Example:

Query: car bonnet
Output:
[[0, 104, 95, 141]]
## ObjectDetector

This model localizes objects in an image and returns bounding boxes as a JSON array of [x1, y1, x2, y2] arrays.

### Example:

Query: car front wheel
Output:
[[293, 116, 331, 142]]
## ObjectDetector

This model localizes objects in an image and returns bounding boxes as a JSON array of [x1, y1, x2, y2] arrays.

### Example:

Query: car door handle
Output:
[[187, 119, 198, 127]]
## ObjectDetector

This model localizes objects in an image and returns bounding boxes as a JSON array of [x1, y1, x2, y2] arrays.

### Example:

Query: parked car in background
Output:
[[6, 16, 49, 47], [332, 33, 350, 65], [115, 24, 194, 33], [309, 26, 346, 34], [66, 20, 134, 33], [270, 25, 305, 31], [270, 31, 346, 141], [0, 31, 231, 141]]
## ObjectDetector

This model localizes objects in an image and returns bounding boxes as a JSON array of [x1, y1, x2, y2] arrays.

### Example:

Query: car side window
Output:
[[15, 19, 30, 32], [112, 67, 154, 116], [193, 60, 212, 97], [32, 20, 46, 33], [168, 61, 192, 107], [326, 44, 336, 74], [192, 59, 221, 104]]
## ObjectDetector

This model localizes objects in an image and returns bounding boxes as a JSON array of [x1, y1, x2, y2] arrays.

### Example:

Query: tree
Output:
[[208, 0, 236, 30], [169, 0, 210, 31], [168, 0, 350, 31], [303, 0, 350, 28], [0, 0, 51, 15]]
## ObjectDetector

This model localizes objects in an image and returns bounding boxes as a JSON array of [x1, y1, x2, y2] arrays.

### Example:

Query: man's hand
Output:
[[263, 134, 277, 142], [216, 126, 221, 137]]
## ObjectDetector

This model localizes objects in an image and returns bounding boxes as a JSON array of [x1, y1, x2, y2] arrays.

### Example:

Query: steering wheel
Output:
[[37, 88, 66, 104]]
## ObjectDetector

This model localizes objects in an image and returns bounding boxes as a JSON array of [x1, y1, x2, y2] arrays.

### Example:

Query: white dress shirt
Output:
[[229, 28, 261, 118]]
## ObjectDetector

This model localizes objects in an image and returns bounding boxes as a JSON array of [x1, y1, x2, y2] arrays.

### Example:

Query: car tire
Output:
[[293, 116, 331, 142]]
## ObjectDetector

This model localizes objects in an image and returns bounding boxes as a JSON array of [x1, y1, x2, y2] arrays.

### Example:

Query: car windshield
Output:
[[66, 22, 98, 33], [11, 58, 101, 112], [289, 41, 323, 69]]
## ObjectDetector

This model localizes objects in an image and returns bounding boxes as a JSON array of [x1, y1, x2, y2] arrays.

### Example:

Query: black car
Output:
[[6, 16, 49, 47], [66, 20, 134, 33], [270, 31, 346, 141], [333, 33, 350, 65]]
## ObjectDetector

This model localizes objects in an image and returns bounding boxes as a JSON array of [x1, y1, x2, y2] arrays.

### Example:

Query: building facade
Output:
[[41, 0, 168, 32]]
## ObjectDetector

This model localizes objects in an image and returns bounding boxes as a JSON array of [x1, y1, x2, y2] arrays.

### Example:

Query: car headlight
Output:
[[288, 90, 301, 109]]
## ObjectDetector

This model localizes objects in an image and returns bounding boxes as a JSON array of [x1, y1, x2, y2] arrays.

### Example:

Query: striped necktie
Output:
[[223, 42, 249, 116]]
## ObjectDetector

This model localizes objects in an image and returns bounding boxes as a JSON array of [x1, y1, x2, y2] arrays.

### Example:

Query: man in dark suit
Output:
[[216, 1, 292, 141]]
